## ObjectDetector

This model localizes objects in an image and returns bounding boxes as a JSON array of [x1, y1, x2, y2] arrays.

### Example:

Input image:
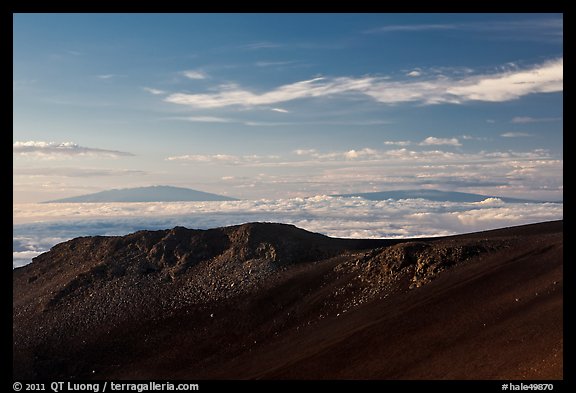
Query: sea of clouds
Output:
[[13, 195, 563, 268]]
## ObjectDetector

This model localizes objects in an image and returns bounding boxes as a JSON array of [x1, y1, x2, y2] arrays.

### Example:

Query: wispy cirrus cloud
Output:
[[270, 107, 290, 113], [165, 153, 280, 165], [181, 70, 208, 80], [166, 115, 389, 127], [164, 58, 562, 109], [294, 149, 318, 156], [383, 140, 412, 146], [171, 116, 234, 123], [97, 74, 125, 80], [419, 137, 461, 146], [367, 24, 455, 33], [365, 17, 562, 41], [13, 141, 134, 159], [500, 132, 533, 138], [239, 41, 282, 50], [511, 116, 562, 124], [255, 60, 296, 67], [142, 87, 166, 95], [292, 148, 384, 162], [461, 135, 490, 141], [14, 167, 147, 177]]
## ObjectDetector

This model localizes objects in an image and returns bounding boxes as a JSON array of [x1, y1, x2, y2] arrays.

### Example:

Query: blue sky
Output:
[[13, 13, 563, 202]]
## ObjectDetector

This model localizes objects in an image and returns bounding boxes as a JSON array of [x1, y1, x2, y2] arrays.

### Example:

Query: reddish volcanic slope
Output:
[[13, 221, 563, 380]]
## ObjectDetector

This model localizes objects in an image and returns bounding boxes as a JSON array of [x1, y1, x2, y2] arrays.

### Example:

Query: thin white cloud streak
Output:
[[343, 148, 379, 160], [13, 197, 563, 268], [13, 167, 147, 177], [461, 135, 490, 141], [182, 70, 207, 79], [142, 87, 166, 95], [165, 76, 330, 108], [406, 70, 422, 77], [97, 74, 122, 80], [166, 154, 238, 162], [173, 116, 234, 123], [294, 149, 318, 156], [239, 41, 282, 50], [241, 119, 391, 127], [271, 107, 290, 113], [500, 132, 533, 138], [419, 137, 461, 146], [164, 58, 563, 109], [166, 153, 280, 164], [366, 24, 456, 33], [365, 18, 563, 39], [255, 61, 296, 67], [383, 140, 412, 146], [511, 116, 562, 124], [167, 116, 389, 127], [13, 141, 134, 159]]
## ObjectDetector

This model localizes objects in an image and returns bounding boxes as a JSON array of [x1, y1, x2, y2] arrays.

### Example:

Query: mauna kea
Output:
[[44, 185, 238, 203], [13, 221, 562, 379]]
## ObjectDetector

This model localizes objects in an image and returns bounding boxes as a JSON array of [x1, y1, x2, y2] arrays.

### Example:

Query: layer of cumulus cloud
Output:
[[13, 196, 562, 268]]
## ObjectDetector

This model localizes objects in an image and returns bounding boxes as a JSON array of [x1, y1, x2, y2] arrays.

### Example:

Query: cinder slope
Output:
[[13, 221, 563, 380]]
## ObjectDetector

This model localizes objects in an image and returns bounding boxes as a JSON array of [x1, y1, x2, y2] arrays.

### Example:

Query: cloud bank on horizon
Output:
[[13, 196, 563, 268]]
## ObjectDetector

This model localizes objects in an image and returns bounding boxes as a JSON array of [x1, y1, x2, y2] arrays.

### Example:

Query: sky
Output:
[[13, 13, 563, 203]]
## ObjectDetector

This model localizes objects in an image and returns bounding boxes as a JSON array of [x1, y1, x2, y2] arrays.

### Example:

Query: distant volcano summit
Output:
[[334, 189, 560, 203], [44, 185, 239, 203]]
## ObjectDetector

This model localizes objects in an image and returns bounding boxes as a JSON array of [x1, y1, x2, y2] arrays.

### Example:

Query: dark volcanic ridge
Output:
[[13, 221, 563, 380], [43, 185, 238, 203]]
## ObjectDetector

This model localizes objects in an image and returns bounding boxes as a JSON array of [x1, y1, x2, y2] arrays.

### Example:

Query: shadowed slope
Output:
[[13, 221, 562, 380]]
